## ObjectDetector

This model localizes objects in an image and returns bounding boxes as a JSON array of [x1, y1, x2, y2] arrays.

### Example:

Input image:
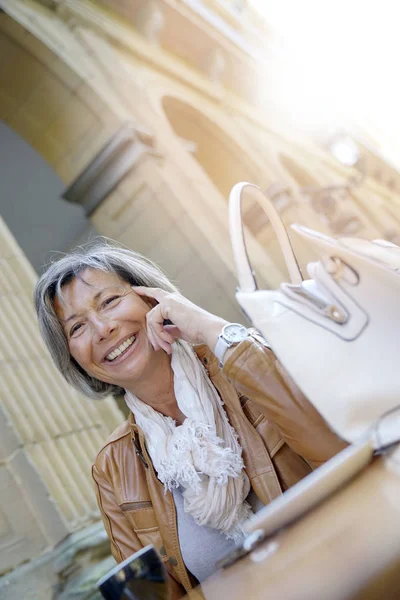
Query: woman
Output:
[[34, 241, 346, 598]]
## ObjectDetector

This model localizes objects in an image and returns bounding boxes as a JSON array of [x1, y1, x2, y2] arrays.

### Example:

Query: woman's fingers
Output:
[[133, 286, 169, 305], [132, 285, 227, 349], [134, 286, 201, 341], [145, 303, 175, 354], [133, 286, 173, 351], [163, 324, 182, 339]]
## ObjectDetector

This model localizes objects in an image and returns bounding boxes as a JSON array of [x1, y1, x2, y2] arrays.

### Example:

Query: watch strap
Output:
[[214, 334, 232, 367], [214, 323, 249, 367]]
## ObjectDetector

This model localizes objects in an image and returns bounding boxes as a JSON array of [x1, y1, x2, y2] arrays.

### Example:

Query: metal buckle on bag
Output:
[[283, 283, 348, 324], [325, 303, 347, 323]]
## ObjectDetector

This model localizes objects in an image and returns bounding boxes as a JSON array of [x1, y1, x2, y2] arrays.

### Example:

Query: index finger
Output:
[[131, 286, 168, 303]]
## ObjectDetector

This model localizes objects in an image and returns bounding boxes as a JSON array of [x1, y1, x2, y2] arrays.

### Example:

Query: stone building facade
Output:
[[0, 1, 399, 598]]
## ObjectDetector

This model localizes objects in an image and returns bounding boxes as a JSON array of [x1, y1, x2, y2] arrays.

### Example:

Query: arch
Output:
[[0, 16, 121, 269], [162, 96, 262, 195], [0, 22, 98, 270], [162, 95, 271, 235], [0, 17, 116, 182]]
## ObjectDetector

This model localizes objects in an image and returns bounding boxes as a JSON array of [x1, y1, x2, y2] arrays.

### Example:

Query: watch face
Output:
[[224, 324, 248, 343]]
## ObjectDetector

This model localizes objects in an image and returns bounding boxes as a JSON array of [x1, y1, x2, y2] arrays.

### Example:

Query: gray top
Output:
[[173, 487, 264, 583]]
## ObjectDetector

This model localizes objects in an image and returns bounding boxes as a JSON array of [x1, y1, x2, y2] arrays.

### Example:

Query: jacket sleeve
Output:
[[223, 336, 347, 467], [92, 462, 142, 563]]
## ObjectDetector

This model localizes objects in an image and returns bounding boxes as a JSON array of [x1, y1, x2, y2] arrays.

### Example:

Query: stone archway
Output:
[[0, 13, 120, 186], [161, 95, 287, 282], [162, 95, 264, 199], [0, 15, 121, 270]]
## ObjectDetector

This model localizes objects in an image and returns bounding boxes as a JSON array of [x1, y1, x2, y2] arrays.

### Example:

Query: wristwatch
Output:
[[214, 323, 249, 367]]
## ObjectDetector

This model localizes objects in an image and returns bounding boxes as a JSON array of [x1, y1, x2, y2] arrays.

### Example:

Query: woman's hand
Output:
[[133, 287, 227, 354]]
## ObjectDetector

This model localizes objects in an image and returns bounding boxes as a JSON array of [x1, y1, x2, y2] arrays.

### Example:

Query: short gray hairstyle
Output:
[[34, 239, 177, 400]]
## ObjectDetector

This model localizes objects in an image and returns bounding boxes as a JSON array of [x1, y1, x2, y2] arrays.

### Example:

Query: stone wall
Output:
[[0, 216, 123, 575]]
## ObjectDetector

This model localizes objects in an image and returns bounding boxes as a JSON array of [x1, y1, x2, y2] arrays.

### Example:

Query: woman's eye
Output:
[[70, 323, 83, 337], [102, 295, 120, 308]]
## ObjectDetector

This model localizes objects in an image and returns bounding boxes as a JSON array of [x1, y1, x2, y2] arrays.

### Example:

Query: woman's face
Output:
[[54, 268, 156, 390]]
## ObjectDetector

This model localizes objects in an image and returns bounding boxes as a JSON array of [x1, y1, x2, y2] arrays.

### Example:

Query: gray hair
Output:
[[34, 239, 178, 400]]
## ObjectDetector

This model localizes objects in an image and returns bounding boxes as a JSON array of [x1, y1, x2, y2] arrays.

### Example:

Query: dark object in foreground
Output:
[[97, 545, 168, 600]]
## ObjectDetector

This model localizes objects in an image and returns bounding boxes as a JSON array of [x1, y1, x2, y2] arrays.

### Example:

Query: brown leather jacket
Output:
[[93, 337, 346, 598]]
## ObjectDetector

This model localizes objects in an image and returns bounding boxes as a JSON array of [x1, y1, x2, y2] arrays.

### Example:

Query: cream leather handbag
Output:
[[229, 182, 400, 445]]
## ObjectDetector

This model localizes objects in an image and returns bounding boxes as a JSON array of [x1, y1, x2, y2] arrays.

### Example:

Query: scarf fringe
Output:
[[160, 419, 245, 493]]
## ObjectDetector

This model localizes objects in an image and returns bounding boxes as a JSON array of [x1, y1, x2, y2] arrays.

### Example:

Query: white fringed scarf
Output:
[[124, 340, 253, 541]]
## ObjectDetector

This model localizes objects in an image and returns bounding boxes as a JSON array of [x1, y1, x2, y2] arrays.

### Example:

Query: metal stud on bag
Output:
[[325, 304, 347, 323], [282, 282, 348, 324]]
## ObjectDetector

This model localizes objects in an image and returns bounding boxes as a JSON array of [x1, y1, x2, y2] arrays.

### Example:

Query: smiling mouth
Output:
[[106, 335, 136, 362]]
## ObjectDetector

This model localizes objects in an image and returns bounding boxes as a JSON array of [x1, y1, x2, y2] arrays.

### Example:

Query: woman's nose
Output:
[[90, 315, 117, 340]]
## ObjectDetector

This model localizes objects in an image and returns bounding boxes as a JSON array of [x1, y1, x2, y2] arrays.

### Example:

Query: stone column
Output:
[[0, 217, 123, 575]]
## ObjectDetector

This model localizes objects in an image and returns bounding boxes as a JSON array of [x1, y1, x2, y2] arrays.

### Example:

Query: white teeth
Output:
[[106, 336, 135, 361]]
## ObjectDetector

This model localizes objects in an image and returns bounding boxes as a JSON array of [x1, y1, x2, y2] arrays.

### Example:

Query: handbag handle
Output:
[[229, 182, 303, 291]]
